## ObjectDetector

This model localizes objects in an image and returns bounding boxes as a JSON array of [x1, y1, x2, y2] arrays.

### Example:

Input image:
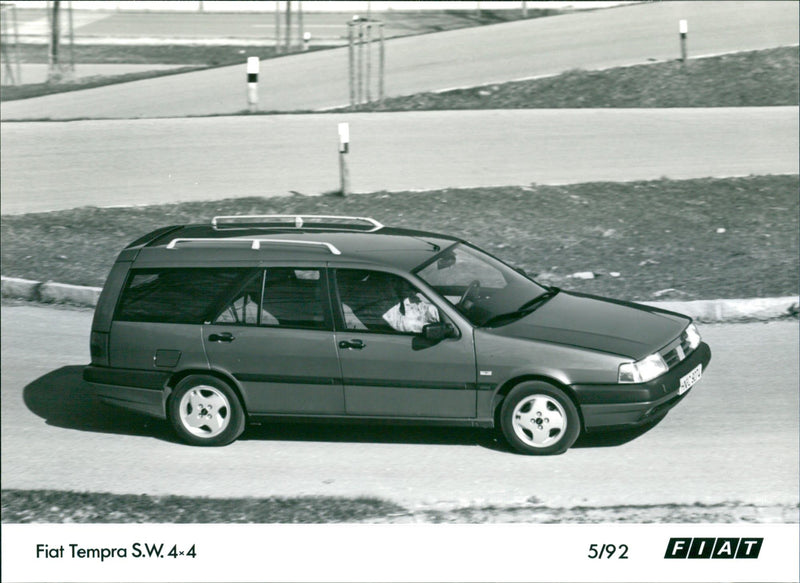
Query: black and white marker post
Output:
[[679, 19, 688, 63], [247, 56, 259, 110], [338, 122, 350, 196]]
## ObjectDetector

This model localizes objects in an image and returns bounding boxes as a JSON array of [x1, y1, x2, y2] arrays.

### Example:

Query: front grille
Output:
[[661, 330, 694, 368]]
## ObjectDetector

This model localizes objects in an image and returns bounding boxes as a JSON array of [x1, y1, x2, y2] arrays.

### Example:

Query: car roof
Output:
[[125, 219, 462, 273]]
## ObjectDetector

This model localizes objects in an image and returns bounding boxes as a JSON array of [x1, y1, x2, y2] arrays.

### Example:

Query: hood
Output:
[[490, 291, 689, 360]]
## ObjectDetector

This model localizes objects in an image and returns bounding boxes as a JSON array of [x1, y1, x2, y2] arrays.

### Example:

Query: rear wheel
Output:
[[500, 382, 580, 455], [168, 375, 245, 446]]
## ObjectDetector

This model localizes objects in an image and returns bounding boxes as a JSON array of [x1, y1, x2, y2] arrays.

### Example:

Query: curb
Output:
[[1, 275, 798, 323], [2, 277, 102, 308]]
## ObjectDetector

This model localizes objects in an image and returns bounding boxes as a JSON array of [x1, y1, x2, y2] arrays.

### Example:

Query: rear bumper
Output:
[[83, 365, 169, 419], [573, 342, 711, 430]]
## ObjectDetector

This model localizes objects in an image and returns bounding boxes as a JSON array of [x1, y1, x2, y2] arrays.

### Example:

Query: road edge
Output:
[[2, 275, 797, 323]]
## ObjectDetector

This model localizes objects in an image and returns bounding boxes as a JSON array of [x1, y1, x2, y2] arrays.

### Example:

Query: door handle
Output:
[[208, 332, 235, 343], [339, 339, 365, 350]]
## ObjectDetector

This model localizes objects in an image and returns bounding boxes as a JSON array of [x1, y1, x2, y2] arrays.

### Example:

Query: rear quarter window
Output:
[[115, 268, 253, 324]]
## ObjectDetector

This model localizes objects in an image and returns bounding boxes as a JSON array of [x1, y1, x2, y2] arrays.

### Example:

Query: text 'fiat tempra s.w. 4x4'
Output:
[[84, 215, 711, 455]]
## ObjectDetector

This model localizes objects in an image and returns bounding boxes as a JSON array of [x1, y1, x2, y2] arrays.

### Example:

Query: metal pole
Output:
[[522, 1, 527, 18], [49, 0, 61, 81], [285, 0, 292, 52], [357, 23, 364, 105], [347, 23, 355, 106], [365, 23, 372, 103], [12, 4, 21, 84], [1, 8, 15, 85], [378, 22, 385, 103], [68, 1, 75, 75], [275, 1, 281, 53], [297, 1, 304, 51], [46, 0, 53, 74]]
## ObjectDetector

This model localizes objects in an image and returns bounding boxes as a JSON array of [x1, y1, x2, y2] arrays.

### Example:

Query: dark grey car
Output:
[[84, 215, 711, 454]]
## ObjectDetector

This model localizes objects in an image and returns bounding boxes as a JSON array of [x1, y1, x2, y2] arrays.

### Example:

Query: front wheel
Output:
[[500, 382, 580, 455], [168, 375, 245, 446]]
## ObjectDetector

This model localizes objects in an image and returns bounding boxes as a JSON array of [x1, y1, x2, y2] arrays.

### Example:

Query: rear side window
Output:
[[211, 267, 329, 330], [261, 267, 327, 330], [116, 268, 253, 324]]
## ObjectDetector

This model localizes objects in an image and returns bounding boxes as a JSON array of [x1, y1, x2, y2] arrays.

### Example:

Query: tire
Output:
[[500, 382, 580, 455], [168, 375, 245, 446]]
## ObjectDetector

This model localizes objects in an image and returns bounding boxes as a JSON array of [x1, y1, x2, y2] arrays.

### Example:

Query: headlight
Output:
[[618, 353, 668, 383], [685, 323, 701, 350]]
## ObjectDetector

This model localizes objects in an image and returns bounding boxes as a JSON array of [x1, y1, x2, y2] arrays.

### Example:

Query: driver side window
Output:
[[335, 269, 440, 335]]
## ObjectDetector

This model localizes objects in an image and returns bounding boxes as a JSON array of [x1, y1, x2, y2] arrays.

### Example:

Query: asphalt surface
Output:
[[11, 7, 498, 44], [2, 107, 797, 215], [1, 1, 797, 119], [1, 304, 797, 511]]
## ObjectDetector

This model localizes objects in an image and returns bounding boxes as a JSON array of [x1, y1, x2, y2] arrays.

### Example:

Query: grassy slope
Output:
[[341, 47, 800, 111], [3, 489, 795, 523], [2, 176, 798, 301]]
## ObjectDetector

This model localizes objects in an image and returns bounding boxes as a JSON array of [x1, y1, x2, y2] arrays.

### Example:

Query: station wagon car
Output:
[[84, 215, 711, 454]]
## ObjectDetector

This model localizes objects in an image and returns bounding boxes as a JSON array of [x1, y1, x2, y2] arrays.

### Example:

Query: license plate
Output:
[[679, 364, 702, 395]]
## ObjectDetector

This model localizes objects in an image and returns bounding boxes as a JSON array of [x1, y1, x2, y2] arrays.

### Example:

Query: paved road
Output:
[[11, 7, 513, 44], [2, 107, 797, 215], [1, 304, 797, 511], [2, 1, 797, 119]]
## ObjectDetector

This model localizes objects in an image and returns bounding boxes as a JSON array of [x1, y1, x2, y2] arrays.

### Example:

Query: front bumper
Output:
[[573, 342, 711, 431]]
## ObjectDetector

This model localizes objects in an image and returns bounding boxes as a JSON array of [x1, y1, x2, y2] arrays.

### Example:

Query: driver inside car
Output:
[[382, 293, 440, 334]]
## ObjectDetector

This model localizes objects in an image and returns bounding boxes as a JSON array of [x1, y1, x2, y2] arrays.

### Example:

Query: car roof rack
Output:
[[165, 238, 342, 255], [211, 214, 384, 232]]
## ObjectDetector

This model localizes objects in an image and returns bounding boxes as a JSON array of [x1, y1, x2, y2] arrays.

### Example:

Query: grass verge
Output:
[[3, 490, 796, 523], [338, 46, 800, 111], [2, 175, 798, 302], [1, 490, 404, 523]]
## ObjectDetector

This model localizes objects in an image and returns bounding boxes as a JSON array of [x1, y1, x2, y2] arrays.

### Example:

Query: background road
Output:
[[11, 8, 503, 45], [1, 1, 797, 119], [1, 304, 797, 511], [2, 107, 798, 215]]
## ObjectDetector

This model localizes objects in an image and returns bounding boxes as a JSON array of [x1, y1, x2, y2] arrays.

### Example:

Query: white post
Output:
[[247, 56, 259, 110], [679, 19, 688, 63], [303, 31, 311, 51], [338, 122, 350, 196]]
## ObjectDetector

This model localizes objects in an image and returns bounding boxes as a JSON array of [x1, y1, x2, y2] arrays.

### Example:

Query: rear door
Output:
[[203, 266, 344, 415], [332, 268, 477, 419]]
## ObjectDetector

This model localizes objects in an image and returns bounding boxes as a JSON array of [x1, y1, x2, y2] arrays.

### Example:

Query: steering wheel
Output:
[[457, 280, 481, 309]]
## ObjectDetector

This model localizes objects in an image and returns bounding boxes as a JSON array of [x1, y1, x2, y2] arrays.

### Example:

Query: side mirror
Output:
[[422, 322, 457, 341]]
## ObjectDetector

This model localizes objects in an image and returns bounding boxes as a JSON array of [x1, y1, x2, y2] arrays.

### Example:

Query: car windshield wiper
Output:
[[481, 287, 560, 327]]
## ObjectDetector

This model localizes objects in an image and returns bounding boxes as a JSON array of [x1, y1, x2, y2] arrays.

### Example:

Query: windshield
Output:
[[415, 243, 549, 327]]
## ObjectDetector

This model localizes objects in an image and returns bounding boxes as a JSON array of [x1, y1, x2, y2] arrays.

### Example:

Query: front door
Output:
[[203, 267, 344, 415], [332, 269, 476, 418]]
